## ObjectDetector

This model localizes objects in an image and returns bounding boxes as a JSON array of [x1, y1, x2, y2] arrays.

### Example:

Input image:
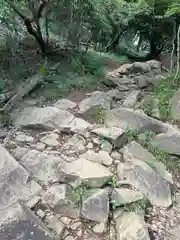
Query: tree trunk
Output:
[[146, 39, 164, 60], [136, 35, 142, 52], [24, 19, 47, 53]]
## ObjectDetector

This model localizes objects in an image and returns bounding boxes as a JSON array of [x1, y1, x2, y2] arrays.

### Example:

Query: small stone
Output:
[[54, 99, 77, 110], [65, 236, 74, 240], [91, 137, 101, 145], [92, 127, 126, 148], [69, 118, 92, 134], [80, 150, 113, 166], [93, 221, 106, 233], [78, 91, 111, 114], [42, 184, 79, 218], [100, 140, 112, 153], [45, 215, 65, 235], [87, 142, 93, 149], [15, 134, 34, 143], [107, 89, 125, 100], [60, 217, 71, 225], [26, 196, 40, 209], [135, 75, 148, 88], [36, 209, 45, 219], [99, 150, 113, 166], [40, 133, 59, 147], [36, 142, 46, 150], [0, 130, 8, 139], [111, 151, 122, 161], [13, 147, 29, 160], [42, 184, 67, 209], [112, 188, 144, 207], [122, 90, 141, 108]]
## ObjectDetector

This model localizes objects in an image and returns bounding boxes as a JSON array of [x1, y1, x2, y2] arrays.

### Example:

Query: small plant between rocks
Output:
[[154, 74, 180, 120]]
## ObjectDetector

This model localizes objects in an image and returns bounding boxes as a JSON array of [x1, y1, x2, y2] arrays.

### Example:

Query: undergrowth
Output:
[[125, 128, 180, 171], [154, 73, 180, 120], [40, 50, 128, 99]]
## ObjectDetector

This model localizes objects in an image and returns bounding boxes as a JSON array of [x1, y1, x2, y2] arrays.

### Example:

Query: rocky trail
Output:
[[1, 60, 180, 240]]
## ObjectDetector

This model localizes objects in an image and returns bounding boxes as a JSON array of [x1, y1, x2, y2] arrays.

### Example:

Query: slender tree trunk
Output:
[[136, 35, 142, 52]]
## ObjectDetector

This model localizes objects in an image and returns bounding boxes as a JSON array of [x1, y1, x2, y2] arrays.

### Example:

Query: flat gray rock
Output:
[[92, 127, 126, 147], [12, 147, 29, 160], [78, 91, 111, 113], [105, 108, 167, 134], [0, 201, 55, 240], [117, 158, 172, 207], [122, 141, 173, 183], [122, 90, 141, 108], [112, 188, 144, 207], [54, 99, 77, 110], [170, 89, 180, 120], [152, 133, 180, 156], [20, 150, 63, 185], [107, 89, 125, 100], [41, 184, 79, 218], [69, 117, 92, 133], [12, 106, 75, 129], [0, 144, 42, 210], [58, 158, 112, 187], [40, 133, 59, 147], [81, 189, 109, 222], [80, 150, 113, 166], [116, 211, 150, 240]]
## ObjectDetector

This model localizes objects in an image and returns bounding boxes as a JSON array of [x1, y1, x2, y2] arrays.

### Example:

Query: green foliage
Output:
[[93, 108, 106, 124], [125, 127, 138, 142], [0, 111, 11, 126], [123, 198, 147, 212], [141, 97, 154, 116], [154, 73, 180, 120], [0, 77, 4, 93]]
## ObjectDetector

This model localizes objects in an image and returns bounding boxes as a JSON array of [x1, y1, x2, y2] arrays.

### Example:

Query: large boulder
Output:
[[78, 91, 111, 114], [0, 144, 42, 210], [104, 108, 167, 134], [117, 158, 172, 207], [122, 141, 173, 183], [152, 133, 180, 156], [12, 106, 75, 129], [116, 211, 150, 240], [58, 158, 113, 187]]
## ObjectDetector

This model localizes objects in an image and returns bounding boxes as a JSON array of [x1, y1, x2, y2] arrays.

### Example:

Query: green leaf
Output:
[[0, 77, 4, 93]]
